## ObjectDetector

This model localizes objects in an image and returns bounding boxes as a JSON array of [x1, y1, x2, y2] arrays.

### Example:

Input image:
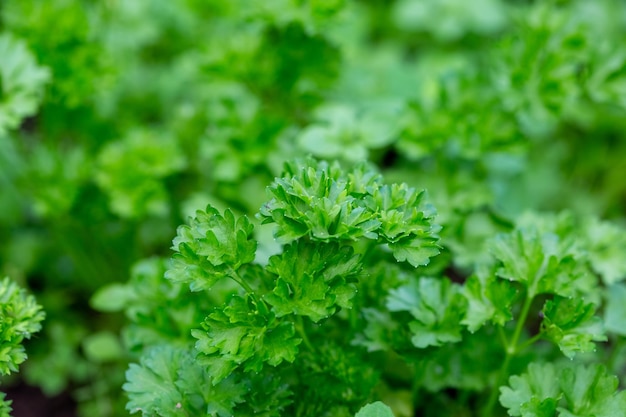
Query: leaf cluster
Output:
[[2, 0, 626, 416], [0, 278, 44, 416], [122, 159, 441, 416]]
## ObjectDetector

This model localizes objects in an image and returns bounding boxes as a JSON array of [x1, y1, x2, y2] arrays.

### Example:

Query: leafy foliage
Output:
[[166, 206, 256, 291], [387, 277, 465, 348], [264, 241, 361, 321], [259, 158, 441, 266], [540, 296, 606, 358], [0, 278, 44, 376], [121, 160, 441, 415], [0, 33, 49, 135], [0, 278, 44, 415], [500, 363, 626, 417], [2, 0, 626, 416]]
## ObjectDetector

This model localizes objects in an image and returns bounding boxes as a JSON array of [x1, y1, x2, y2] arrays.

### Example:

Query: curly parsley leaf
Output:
[[387, 277, 465, 348], [0, 277, 45, 376], [124, 346, 184, 416], [462, 266, 517, 332], [540, 296, 606, 359], [259, 158, 382, 243], [297, 103, 400, 163], [412, 329, 503, 392], [558, 364, 626, 417], [499, 362, 560, 417], [353, 308, 404, 353], [264, 241, 361, 322], [372, 183, 441, 267], [193, 295, 300, 383], [259, 158, 440, 266], [490, 227, 592, 299], [296, 340, 380, 416], [584, 219, 626, 285], [95, 129, 187, 219], [166, 205, 257, 292], [124, 345, 247, 417], [239, 373, 292, 416], [0, 393, 11, 417], [500, 363, 626, 417]]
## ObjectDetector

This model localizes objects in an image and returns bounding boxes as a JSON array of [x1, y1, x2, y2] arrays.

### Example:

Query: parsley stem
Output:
[[295, 316, 314, 351], [518, 333, 542, 352], [482, 290, 535, 417], [508, 291, 534, 354], [497, 326, 509, 348], [227, 266, 255, 294]]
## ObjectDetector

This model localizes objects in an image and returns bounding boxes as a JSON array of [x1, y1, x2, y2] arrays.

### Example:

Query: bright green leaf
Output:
[[387, 277, 465, 348], [355, 401, 395, 417], [166, 205, 257, 292], [540, 296, 606, 359]]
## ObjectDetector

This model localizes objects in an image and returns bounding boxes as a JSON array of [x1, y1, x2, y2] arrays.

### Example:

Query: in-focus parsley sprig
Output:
[[259, 157, 441, 267], [167, 158, 442, 383], [125, 158, 441, 416]]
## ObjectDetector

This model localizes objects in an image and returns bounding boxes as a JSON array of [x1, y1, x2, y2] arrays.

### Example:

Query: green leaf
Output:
[[501, 363, 626, 417], [388, 236, 441, 268], [239, 373, 292, 416], [540, 296, 606, 359], [355, 401, 395, 417], [353, 308, 403, 352], [166, 205, 257, 292], [0, 277, 45, 376], [90, 283, 134, 312], [194, 295, 301, 383], [260, 158, 382, 243], [0, 33, 50, 135], [585, 219, 626, 285], [176, 357, 247, 417], [387, 277, 465, 348], [124, 346, 247, 416], [113, 257, 211, 352], [412, 330, 503, 392], [296, 103, 400, 162], [264, 241, 361, 322], [370, 183, 441, 267], [297, 341, 380, 415], [499, 362, 560, 417], [462, 267, 516, 332], [259, 158, 440, 267], [558, 364, 626, 417], [0, 393, 12, 417], [124, 346, 184, 415], [490, 227, 592, 299], [95, 129, 187, 218], [82, 331, 123, 363]]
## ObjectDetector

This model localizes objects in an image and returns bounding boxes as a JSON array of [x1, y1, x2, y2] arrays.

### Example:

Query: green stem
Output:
[[482, 290, 535, 417], [497, 326, 509, 349], [482, 352, 512, 417], [518, 333, 543, 352], [295, 315, 314, 351], [227, 266, 255, 294], [508, 292, 534, 353]]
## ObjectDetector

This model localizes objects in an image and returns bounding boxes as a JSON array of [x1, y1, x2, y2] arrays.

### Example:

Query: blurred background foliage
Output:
[[1, 0, 626, 415]]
